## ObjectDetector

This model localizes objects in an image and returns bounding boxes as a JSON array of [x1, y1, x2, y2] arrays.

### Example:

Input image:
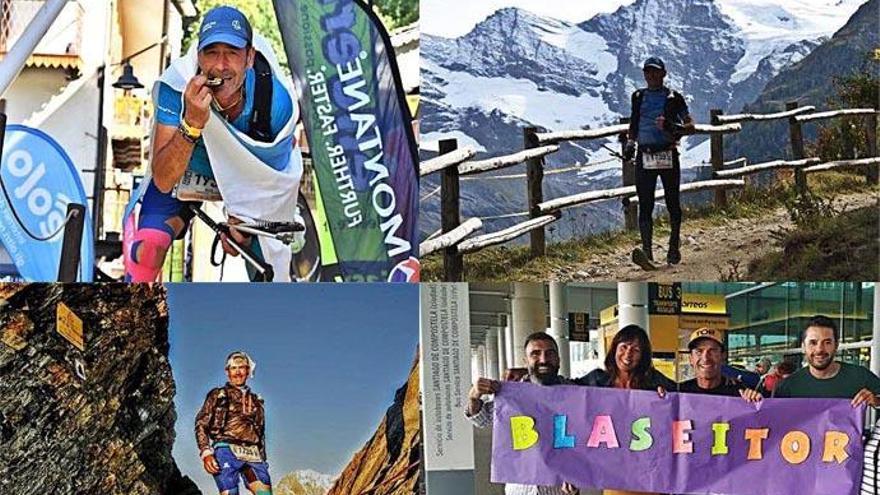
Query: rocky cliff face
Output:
[[326, 356, 422, 495], [0, 283, 200, 495]]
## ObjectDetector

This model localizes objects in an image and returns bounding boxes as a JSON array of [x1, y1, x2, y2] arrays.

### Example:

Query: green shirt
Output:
[[774, 362, 880, 399]]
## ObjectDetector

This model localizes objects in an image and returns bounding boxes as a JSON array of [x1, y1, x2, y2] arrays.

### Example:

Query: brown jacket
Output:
[[195, 383, 266, 457]]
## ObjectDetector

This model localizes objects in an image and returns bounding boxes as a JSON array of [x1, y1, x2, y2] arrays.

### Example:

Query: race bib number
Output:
[[229, 443, 262, 463], [174, 170, 222, 201], [643, 150, 674, 170]]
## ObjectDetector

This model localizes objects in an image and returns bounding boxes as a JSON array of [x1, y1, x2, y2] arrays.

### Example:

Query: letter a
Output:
[[510, 416, 539, 451], [587, 415, 620, 449]]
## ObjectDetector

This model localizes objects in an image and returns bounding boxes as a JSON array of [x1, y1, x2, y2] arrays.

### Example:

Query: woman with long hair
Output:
[[575, 324, 676, 495]]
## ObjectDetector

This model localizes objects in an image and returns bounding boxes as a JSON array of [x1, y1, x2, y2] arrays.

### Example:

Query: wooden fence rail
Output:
[[713, 158, 821, 178], [419, 217, 483, 257], [421, 101, 880, 281]]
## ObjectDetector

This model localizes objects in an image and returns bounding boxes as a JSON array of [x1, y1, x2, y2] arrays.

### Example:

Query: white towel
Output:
[[152, 33, 302, 281]]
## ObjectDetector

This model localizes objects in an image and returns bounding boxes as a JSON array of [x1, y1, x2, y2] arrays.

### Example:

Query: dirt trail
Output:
[[549, 190, 879, 281]]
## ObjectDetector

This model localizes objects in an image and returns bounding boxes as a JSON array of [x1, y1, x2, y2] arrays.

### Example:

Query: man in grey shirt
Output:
[[466, 332, 579, 495]]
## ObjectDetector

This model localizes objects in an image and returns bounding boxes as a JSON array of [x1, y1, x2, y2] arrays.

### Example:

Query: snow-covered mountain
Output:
[[420, 0, 866, 239], [276, 469, 336, 495]]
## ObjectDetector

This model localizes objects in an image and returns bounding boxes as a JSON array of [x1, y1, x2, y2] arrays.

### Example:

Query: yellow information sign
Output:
[[600, 305, 618, 326], [681, 294, 727, 314], [56, 302, 84, 351]]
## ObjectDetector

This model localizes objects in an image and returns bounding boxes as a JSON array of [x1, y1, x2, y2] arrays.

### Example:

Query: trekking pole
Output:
[[187, 204, 275, 282]]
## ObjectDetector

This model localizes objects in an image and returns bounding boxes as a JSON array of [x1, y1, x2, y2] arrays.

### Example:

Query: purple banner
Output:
[[492, 382, 863, 495]]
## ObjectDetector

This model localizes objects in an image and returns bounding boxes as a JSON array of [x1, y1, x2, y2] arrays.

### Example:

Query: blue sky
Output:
[[167, 284, 419, 493]]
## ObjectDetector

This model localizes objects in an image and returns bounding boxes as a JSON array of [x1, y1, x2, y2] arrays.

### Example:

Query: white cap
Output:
[[225, 351, 256, 378]]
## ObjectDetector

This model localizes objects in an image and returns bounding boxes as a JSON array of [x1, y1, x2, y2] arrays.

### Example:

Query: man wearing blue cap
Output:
[[623, 57, 695, 270], [125, 5, 296, 282]]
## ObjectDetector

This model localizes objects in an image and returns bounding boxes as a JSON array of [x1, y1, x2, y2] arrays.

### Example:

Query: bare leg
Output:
[[246, 481, 272, 495]]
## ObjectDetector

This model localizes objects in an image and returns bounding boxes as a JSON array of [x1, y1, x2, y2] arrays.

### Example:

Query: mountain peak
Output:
[[276, 469, 335, 495], [467, 5, 572, 40]]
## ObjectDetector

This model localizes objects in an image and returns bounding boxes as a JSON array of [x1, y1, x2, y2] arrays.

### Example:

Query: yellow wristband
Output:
[[180, 117, 202, 139]]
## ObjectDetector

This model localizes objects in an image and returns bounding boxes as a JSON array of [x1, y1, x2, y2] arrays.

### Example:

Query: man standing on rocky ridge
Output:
[[195, 351, 273, 495], [623, 57, 695, 270]]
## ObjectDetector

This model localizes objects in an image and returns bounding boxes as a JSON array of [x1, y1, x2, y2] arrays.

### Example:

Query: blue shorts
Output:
[[139, 180, 266, 277], [213, 445, 272, 492], [139, 180, 199, 239]]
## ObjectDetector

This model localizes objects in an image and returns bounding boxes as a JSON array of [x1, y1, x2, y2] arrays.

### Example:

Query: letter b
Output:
[[510, 416, 539, 451]]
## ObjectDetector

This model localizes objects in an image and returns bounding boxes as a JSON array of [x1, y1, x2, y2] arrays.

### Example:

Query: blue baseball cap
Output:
[[197, 6, 253, 51], [643, 57, 666, 71]]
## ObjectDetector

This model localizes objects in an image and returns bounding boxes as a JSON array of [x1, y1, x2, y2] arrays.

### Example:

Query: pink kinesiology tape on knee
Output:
[[125, 228, 172, 282]]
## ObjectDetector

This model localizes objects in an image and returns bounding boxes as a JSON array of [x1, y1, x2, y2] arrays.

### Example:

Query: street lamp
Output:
[[110, 36, 167, 92], [112, 62, 143, 91]]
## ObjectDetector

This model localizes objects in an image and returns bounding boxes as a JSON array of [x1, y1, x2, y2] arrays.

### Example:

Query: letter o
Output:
[[781, 430, 811, 465], [7, 150, 33, 177], [372, 183, 396, 217], [28, 188, 52, 216]]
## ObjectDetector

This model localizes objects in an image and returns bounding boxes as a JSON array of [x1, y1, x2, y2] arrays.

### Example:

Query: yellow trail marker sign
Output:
[[57, 302, 84, 351]]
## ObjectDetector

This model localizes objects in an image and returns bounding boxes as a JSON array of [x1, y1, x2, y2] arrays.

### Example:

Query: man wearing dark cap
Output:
[[624, 57, 695, 270], [125, 5, 297, 282], [678, 327, 761, 402]]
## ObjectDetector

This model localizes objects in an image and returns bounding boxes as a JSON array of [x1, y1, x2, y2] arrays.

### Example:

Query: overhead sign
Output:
[[1, 125, 94, 281], [649, 283, 682, 315], [599, 305, 618, 326], [56, 302, 84, 351], [568, 312, 589, 342], [681, 293, 727, 315], [491, 382, 862, 494]]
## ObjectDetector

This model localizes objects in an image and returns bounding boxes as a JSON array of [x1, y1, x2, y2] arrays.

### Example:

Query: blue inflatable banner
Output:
[[0, 125, 94, 281], [273, 0, 420, 282]]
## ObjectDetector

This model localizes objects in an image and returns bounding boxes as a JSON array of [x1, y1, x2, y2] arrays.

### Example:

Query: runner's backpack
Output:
[[247, 51, 274, 143], [628, 87, 688, 143]]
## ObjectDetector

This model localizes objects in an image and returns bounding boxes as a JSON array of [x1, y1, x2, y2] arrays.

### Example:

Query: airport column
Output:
[[486, 330, 500, 380], [471, 347, 482, 383], [873, 286, 880, 376], [511, 283, 547, 366], [618, 282, 649, 332], [548, 282, 571, 377], [504, 322, 515, 372], [497, 316, 508, 378]]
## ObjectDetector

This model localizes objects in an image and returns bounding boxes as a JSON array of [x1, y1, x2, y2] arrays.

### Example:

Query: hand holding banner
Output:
[[492, 382, 863, 495]]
